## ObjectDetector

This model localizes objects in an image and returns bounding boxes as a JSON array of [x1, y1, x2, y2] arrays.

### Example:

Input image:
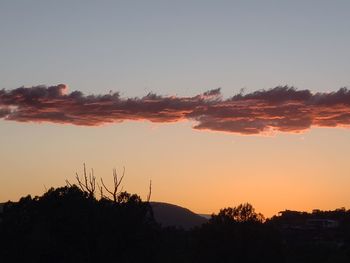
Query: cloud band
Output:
[[1, 84, 350, 135]]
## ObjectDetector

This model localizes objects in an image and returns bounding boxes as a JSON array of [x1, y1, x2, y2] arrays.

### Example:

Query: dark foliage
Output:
[[267, 208, 350, 263], [1, 187, 350, 263], [0, 186, 159, 263], [191, 203, 283, 263]]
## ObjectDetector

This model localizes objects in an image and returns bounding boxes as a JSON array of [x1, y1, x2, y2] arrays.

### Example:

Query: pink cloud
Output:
[[1, 84, 350, 135]]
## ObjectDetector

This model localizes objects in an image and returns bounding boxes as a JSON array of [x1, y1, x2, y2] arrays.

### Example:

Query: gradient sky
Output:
[[1, 0, 350, 217]]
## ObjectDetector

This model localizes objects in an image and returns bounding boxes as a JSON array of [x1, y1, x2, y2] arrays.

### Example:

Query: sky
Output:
[[1, 0, 350, 217]]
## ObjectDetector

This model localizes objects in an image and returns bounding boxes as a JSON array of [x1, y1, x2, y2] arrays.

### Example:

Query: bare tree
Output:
[[100, 167, 125, 203], [67, 163, 97, 198], [66, 164, 153, 204]]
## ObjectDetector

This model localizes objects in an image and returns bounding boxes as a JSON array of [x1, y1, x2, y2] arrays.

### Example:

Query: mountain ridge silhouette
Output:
[[150, 201, 208, 229]]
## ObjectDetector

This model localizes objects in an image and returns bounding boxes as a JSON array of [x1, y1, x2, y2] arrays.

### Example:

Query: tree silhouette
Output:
[[100, 167, 124, 202], [66, 163, 97, 199], [0, 182, 158, 262], [211, 203, 265, 224], [191, 203, 282, 263]]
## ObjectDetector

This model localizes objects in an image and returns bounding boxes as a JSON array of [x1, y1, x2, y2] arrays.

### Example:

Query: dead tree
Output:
[[66, 164, 153, 204], [100, 167, 125, 203], [68, 163, 97, 198]]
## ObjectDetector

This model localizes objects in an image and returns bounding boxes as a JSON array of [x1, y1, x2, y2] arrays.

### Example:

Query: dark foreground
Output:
[[1, 186, 350, 263]]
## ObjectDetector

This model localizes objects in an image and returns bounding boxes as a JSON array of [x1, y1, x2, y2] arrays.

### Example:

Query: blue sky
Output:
[[1, 0, 350, 97]]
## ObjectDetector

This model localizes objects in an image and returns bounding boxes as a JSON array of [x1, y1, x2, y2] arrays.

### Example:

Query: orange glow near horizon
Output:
[[1, 120, 350, 218]]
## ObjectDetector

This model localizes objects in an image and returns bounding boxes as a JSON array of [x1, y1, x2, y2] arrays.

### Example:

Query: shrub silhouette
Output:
[[0, 185, 158, 263], [210, 203, 265, 224], [190, 203, 283, 263]]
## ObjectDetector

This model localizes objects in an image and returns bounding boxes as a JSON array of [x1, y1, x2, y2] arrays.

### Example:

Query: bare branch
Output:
[[101, 178, 114, 197], [97, 182, 107, 200], [65, 179, 72, 187], [76, 172, 88, 191], [100, 167, 125, 203], [146, 180, 152, 202], [75, 164, 96, 198], [83, 164, 88, 190]]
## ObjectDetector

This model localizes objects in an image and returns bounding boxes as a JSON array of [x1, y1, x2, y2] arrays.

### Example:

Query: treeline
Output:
[[1, 185, 350, 262]]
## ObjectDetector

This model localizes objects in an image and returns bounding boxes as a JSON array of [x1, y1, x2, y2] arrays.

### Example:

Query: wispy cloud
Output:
[[1, 84, 350, 135]]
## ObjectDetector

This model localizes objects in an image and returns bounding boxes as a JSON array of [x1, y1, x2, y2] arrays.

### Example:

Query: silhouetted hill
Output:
[[0, 200, 207, 229], [199, 214, 211, 219], [150, 202, 207, 229]]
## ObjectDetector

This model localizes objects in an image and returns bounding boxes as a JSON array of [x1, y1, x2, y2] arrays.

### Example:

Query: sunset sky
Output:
[[1, 0, 350, 217]]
